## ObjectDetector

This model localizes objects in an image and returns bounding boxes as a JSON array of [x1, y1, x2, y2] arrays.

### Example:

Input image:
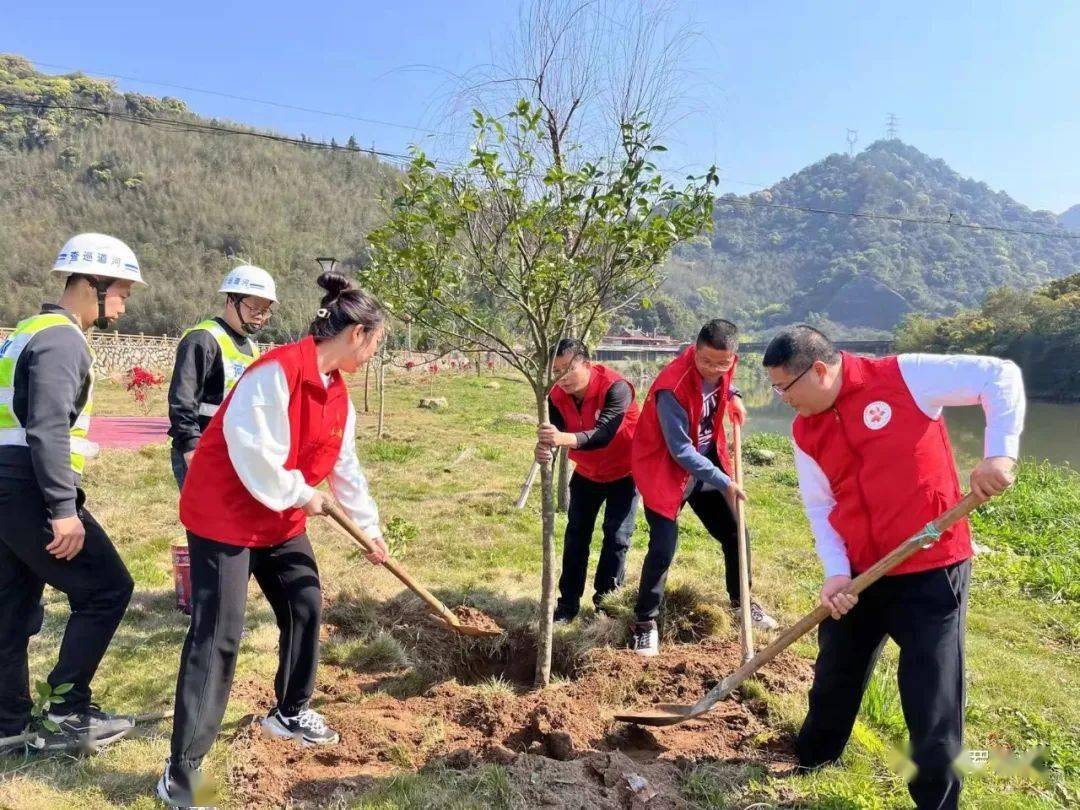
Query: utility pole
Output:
[[886, 113, 899, 139], [846, 129, 858, 156]]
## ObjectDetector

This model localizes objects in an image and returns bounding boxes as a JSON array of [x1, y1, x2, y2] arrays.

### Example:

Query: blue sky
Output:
[[5, 1, 1077, 212]]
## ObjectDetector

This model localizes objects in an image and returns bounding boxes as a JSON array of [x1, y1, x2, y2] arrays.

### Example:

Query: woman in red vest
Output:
[[535, 339, 640, 623], [629, 319, 777, 658], [763, 325, 1024, 810], [158, 272, 388, 809]]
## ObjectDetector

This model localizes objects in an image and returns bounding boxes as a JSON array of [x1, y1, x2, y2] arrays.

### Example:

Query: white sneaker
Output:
[[260, 707, 340, 746], [630, 621, 659, 657]]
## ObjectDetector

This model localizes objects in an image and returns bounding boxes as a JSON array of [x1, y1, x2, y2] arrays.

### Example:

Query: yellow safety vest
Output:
[[181, 319, 260, 417], [0, 313, 96, 475]]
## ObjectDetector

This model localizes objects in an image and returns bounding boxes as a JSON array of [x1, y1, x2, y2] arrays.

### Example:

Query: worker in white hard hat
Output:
[[0, 233, 146, 756], [166, 265, 277, 488]]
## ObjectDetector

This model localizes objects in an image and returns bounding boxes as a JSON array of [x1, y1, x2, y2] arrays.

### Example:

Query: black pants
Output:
[[170, 445, 189, 490], [170, 532, 322, 776], [634, 485, 748, 623], [556, 473, 638, 615], [796, 560, 971, 810], [0, 482, 133, 735]]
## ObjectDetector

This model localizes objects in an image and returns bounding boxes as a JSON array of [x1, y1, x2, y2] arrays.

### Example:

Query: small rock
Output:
[[486, 743, 518, 765], [503, 412, 538, 425], [419, 397, 449, 410], [484, 381, 501, 389], [545, 730, 574, 761], [444, 748, 474, 769], [527, 740, 545, 755]]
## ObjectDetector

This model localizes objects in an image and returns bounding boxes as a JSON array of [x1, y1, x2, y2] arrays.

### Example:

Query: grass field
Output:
[[1, 367, 1077, 808]]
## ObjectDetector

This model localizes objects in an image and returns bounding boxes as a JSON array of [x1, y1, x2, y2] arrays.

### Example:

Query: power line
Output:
[[718, 197, 1080, 240], [886, 112, 899, 139], [28, 58, 453, 137], [2, 96, 1078, 242]]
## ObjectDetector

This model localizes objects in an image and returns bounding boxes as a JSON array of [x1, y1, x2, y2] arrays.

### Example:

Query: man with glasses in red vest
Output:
[[629, 319, 778, 658], [763, 325, 1025, 810], [535, 339, 640, 623]]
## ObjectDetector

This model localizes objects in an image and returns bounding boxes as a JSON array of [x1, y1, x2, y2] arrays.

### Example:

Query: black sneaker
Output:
[[553, 604, 578, 625], [0, 734, 32, 759], [156, 761, 216, 809], [260, 707, 339, 746], [35, 704, 134, 752], [629, 620, 659, 657]]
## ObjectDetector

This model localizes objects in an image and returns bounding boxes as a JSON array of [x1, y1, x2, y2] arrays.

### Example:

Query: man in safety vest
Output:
[[763, 325, 1025, 810], [0, 233, 146, 755], [535, 339, 640, 623], [629, 319, 777, 658], [167, 265, 277, 487]]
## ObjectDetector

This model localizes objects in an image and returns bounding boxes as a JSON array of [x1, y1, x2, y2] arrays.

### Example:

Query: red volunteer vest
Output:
[[632, 346, 736, 520], [180, 336, 350, 547], [793, 353, 972, 576], [549, 363, 639, 483]]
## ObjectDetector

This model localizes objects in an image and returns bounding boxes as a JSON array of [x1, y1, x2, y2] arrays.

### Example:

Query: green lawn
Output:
[[1, 369, 1076, 808]]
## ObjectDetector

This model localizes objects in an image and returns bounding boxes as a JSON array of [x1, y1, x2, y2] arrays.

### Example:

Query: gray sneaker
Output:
[[629, 620, 659, 657], [35, 704, 133, 752]]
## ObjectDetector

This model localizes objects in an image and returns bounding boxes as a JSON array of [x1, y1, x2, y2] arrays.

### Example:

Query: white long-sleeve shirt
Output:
[[793, 353, 1026, 578], [221, 361, 382, 539]]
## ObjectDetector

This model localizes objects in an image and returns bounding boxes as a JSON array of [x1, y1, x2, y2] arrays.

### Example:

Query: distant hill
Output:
[[3, 55, 1076, 341], [0, 55, 397, 339], [1060, 204, 1080, 233], [650, 140, 1080, 336]]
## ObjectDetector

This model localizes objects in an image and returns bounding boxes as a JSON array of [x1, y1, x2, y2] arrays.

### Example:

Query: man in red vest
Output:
[[629, 319, 777, 658], [536, 339, 640, 623], [763, 325, 1025, 810]]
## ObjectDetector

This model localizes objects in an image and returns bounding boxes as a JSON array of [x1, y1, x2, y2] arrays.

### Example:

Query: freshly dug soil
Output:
[[448, 604, 504, 634], [229, 634, 811, 807]]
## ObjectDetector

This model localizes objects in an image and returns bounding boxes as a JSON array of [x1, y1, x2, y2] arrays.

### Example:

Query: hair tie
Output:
[[316, 308, 330, 320]]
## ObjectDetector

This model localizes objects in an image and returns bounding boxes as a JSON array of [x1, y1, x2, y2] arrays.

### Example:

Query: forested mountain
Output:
[[0, 55, 397, 339], [2, 55, 1077, 341], [1060, 204, 1080, 233], [655, 140, 1080, 336]]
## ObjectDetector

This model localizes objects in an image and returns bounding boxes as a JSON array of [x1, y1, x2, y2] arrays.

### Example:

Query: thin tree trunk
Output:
[[556, 448, 570, 513], [534, 386, 556, 687], [376, 348, 386, 439], [364, 361, 371, 413]]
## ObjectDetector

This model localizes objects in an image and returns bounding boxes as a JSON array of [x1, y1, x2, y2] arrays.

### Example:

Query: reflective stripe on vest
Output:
[[0, 313, 97, 474], [182, 320, 260, 414]]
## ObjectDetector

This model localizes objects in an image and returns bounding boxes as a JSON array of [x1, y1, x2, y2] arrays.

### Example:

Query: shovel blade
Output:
[[612, 703, 701, 727]]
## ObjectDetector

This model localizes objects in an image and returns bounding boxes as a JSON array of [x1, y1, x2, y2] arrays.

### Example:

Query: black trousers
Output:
[[796, 560, 971, 810], [634, 485, 749, 623], [170, 445, 189, 490], [170, 532, 322, 776], [556, 473, 638, 615], [0, 482, 133, 735]]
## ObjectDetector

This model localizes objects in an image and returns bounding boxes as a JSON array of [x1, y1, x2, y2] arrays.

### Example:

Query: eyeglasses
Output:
[[241, 300, 274, 320], [552, 356, 584, 381], [771, 364, 813, 396]]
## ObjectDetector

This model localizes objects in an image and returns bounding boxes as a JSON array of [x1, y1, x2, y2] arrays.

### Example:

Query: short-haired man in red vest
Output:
[[629, 319, 778, 658], [763, 325, 1025, 810], [536, 339, 640, 623]]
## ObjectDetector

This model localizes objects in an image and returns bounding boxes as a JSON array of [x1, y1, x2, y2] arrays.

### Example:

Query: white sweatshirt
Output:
[[793, 354, 1026, 578], [221, 361, 382, 539]]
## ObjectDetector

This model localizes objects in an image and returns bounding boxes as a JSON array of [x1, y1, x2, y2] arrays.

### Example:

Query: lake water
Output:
[[746, 398, 1080, 470]]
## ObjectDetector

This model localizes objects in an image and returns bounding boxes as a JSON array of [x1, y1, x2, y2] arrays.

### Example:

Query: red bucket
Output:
[[172, 544, 192, 615]]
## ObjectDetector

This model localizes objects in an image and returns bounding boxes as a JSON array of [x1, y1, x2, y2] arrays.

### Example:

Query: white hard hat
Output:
[[219, 264, 278, 303], [51, 233, 145, 285]]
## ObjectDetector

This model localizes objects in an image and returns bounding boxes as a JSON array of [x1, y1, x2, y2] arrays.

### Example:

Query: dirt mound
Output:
[[449, 604, 504, 633], [229, 638, 810, 807]]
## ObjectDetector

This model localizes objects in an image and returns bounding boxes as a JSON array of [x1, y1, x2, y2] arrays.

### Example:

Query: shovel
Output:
[[732, 421, 754, 664], [514, 447, 560, 509], [614, 491, 983, 727], [324, 501, 503, 638]]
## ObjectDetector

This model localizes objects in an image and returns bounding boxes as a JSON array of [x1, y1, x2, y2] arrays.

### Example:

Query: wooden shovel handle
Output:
[[732, 420, 754, 663], [710, 491, 985, 699], [323, 501, 463, 629]]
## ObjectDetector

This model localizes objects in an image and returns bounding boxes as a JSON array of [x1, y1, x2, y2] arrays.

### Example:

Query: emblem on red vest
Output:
[[863, 400, 892, 430]]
